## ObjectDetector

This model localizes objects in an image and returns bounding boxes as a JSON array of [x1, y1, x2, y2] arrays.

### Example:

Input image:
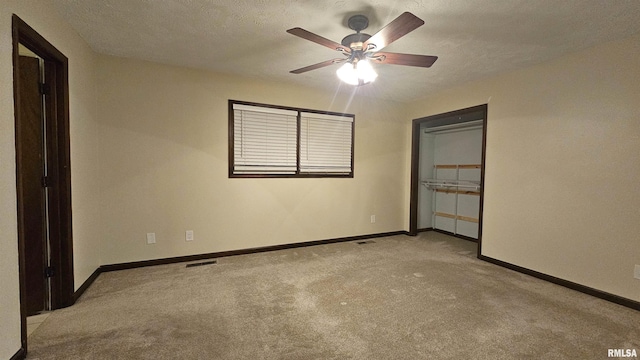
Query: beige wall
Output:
[[0, 0, 101, 357], [96, 55, 409, 265], [407, 34, 640, 301], [0, 3, 20, 355]]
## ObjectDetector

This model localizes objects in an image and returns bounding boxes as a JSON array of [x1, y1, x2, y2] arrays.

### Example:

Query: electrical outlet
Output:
[[146, 233, 156, 244], [634, 265, 640, 280], [186, 230, 194, 242], [370, 215, 376, 224]]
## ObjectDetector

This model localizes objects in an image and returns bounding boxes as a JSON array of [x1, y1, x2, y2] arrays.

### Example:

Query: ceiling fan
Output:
[[287, 12, 438, 86]]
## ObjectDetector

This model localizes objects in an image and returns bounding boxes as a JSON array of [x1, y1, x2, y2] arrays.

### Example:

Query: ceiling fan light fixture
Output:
[[336, 62, 360, 85], [356, 60, 378, 83], [336, 60, 377, 86]]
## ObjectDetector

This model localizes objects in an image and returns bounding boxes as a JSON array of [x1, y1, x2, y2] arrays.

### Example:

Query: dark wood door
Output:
[[17, 55, 48, 316]]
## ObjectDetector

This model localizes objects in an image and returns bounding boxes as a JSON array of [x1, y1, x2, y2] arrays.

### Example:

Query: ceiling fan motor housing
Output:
[[342, 15, 371, 50], [341, 33, 371, 49]]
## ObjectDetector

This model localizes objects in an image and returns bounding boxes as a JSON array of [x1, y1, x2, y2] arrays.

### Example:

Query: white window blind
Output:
[[233, 104, 298, 174], [300, 112, 353, 174]]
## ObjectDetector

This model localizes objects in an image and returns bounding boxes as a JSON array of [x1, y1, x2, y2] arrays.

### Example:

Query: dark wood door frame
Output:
[[12, 14, 74, 352], [409, 104, 488, 256]]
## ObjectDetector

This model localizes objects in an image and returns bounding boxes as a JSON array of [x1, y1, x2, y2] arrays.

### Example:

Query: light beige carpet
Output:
[[27, 232, 640, 359]]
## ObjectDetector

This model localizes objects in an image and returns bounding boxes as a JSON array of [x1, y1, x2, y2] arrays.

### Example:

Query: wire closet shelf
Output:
[[421, 164, 482, 192]]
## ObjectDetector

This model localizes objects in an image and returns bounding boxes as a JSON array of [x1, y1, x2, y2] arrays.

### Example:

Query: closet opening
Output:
[[409, 105, 487, 255]]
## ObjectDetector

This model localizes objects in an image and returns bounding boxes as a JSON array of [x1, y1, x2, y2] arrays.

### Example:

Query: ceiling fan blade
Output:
[[363, 12, 424, 51], [287, 27, 351, 53], [290, 58, 346, 74], [373, 52, 438, 67]]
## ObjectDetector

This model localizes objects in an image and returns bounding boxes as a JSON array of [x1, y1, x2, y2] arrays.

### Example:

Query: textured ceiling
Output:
[[51, 0, 640, 103]]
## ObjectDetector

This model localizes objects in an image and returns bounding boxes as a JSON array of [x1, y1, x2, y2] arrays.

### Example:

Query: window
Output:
[[299, 112, 353, 174], [230, 100, 354, 177], [232, 104, 298, 174]]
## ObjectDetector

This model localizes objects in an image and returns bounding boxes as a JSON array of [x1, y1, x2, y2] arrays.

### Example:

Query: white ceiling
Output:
[[51, 0, 640, 103]]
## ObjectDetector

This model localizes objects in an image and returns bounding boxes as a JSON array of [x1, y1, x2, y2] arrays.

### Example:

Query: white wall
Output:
[[434, 129, 482, 238], [407, 33, 640, 301], [418, 127, 483, 236], [0, 1, 100, 357], [433, 129, 483, 166], [96, 55, 409, 265]]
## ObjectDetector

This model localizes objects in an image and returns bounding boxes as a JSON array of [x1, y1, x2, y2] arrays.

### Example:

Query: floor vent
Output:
[[356, 240, 375, 245], [186, 260, 217, 268]]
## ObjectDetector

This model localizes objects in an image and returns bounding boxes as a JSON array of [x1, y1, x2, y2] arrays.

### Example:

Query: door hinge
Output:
[[39, 82, 50, 95], [42, 176, 52, 188], [45, 266, 55, 278]]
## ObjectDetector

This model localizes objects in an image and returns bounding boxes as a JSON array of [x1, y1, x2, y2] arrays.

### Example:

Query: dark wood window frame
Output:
[[229, 100, 355, 178]]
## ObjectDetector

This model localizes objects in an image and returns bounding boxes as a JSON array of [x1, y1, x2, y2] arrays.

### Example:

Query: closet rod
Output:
[[434, 164, 480, 169], [434, 189, 480, 196], [421, 180, 481, 190]]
